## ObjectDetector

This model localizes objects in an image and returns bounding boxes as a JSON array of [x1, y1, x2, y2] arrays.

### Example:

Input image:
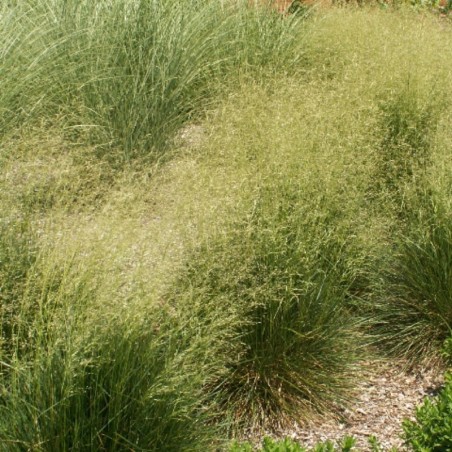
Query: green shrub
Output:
[[230, 436, 357, 452], [230, 437, 305, 452], [442, 336, 452, 366], [230, 435, 399, 452], [403, 373, 452, 451]]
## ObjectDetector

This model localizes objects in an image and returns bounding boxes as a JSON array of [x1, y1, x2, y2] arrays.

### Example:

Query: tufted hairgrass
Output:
[[168, 179, 364, 431], [0, 259, 223, 451]]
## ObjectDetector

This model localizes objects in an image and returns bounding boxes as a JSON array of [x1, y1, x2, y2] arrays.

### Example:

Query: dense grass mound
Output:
[[0, 0, 304, 160], [170, 180, 362, 429], [300, 7, 452, 364], [369, 196, 452, 363], [0, 267, 221, 451]]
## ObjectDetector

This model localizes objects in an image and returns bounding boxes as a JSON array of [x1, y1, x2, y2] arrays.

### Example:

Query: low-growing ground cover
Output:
[[1, 2, 452, 450]]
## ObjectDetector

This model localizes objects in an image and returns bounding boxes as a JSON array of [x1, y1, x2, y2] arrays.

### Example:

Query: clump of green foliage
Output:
[[371, 199, 452, 362], [0, 216, 37, 360], [0, 257, 222, 451], [371, 82, 441, 211], [3, 4, 452, 449], [0, 0, 305, 160], [170, 178, 363, 430], [362, 80, 452, 362], [230, 436, 357, 452], [403, 374, 452, 451], [230, 435, 400, 451], [442, 336, 452, 364]]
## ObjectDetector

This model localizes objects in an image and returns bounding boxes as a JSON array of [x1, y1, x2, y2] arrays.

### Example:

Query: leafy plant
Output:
[[442, 335, 452, 366], [230, 436, 357, 452], [403, 373, 452, 451]]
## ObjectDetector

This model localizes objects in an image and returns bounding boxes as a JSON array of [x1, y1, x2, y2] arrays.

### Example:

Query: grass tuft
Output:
[[170, 181, 363, 430], [0, 0, 305, 161], [369, 197, 452, 363]]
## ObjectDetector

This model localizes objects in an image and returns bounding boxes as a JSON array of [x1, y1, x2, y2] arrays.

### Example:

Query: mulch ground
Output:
[[268, 361, 445, 451]]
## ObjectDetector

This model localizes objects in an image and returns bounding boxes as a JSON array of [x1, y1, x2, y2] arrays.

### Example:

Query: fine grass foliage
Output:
[[369, 197, 452, 363], [0, 0, 305, 160], [371, 80, 443, 209], [169, 176, 363, 430], [0, 324, 219, 451], [360, 76, 452, 363], [0, 216, 38, 361], [2, 4, 452, 448], [0, 126, 116, 214], [0, 252, 223, 451]]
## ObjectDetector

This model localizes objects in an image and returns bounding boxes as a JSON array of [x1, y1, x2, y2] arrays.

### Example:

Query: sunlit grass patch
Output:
[[0, 0, 306, 161], [0, 258, 222, 451], [368, 195, 452, 364]]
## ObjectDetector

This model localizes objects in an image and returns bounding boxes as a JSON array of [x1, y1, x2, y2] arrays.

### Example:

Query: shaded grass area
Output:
[[1, 4, 452, 449]]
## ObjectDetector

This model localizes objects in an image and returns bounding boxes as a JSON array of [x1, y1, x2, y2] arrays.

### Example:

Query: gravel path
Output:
[[268, 361, 444, 451]]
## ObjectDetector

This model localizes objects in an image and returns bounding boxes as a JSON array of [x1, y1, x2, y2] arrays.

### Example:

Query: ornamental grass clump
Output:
[[370, 198, 452, 363], [0, 215, 39, 362], [376, 92, 434, 189], [364, 80, 452, 363], [0, 255, 221, 451], [171, 181, 362, 430], [369, 81, 443, 216], [0, 0, 305, 160], [0, 323, 217, 451]]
